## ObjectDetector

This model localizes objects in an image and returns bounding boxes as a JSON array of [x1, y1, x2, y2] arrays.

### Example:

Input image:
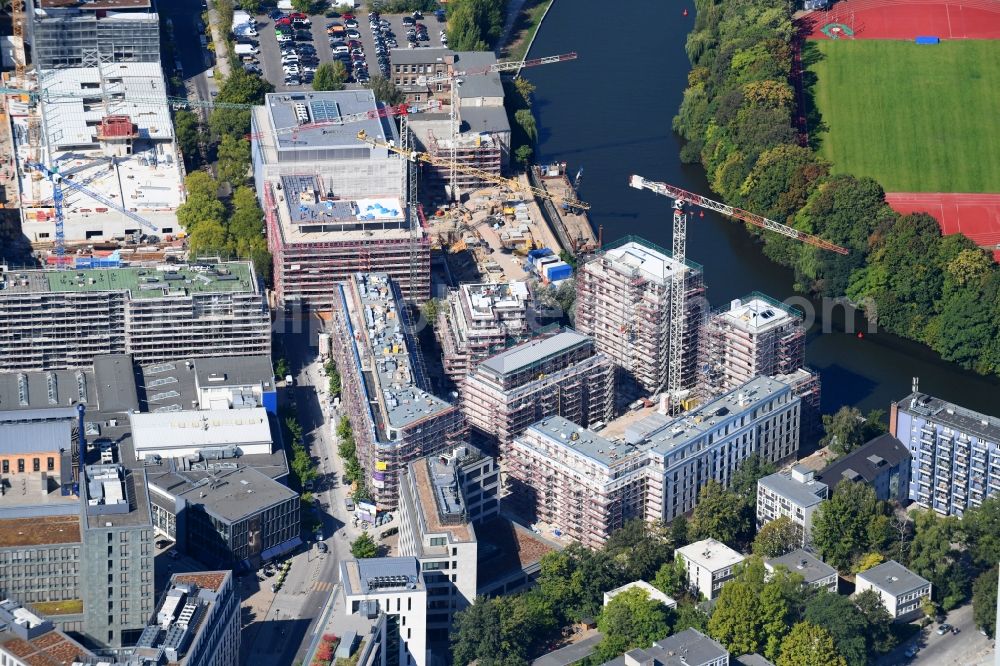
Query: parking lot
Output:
[[242, 8, 447, 93]]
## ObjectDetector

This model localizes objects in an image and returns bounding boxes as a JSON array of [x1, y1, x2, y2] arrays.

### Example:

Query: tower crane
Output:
[[25, 159, 160, 266], [628, 175, 848, 413], [357, 129, 590, 210], [414, 52, 578, 200]]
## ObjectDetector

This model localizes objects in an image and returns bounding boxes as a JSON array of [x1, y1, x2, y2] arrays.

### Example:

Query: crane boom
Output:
[[357, 130, 590, 210], [251, 101, 443, 140], [417, 52, 577, 86], [628, 175, 849, 255]]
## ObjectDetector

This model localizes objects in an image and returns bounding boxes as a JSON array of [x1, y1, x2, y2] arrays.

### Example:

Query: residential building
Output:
[[675, 539, 746, 600], [854, 560, 931, 621], [764, 549, 837, 593], [438, 281, 532, 385], [506, 376, 801, 548], [12, 63, 182, 244], [815, 433, 911, 503], [452, 448, 500, 525], [462, 329, 614, 450], [397, 449, 485, 645], [734, 656, 777, 666], [0, 598, 97, 665], [575, 237, 706, 400], [340, 557, 427, 666], [250, 91, 429, 306], [27, 0, 159, 70], [0, 262, 269, 372], [756, 466, 829, 547], [331, 273, 467, 509], [615, 629, 728, 666], [603, 581, 676, 609], [890, 385, 1000, 517], [105, 572, 242, 666]]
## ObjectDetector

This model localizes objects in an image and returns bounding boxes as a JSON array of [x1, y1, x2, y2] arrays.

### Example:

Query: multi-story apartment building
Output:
[[26, 0, 159, 70], [251, 91, 429, 306], [765, 549, 838, 593], [620, 628, 729, 666], [0, 262, 269, 371], [816, 433, 911, 504], [130, 572, 240, 666], [891, 385, 1000, 517], [462, 329, 614, 450], [0, 599, 97, 665], [438, 281, 532, 385], [855, 560, 931, 621], [756, 466, 829, 547], [675, 539, 746, 600], [575, 237, 705, 400], [331, 274, 467, 509], [397, 449, 483, 646], [339, 557, 427, 666], [506, 376, 802, 548]]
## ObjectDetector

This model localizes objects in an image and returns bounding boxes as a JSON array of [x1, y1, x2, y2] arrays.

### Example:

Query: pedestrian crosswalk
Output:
[[312, 580, 334, 593]]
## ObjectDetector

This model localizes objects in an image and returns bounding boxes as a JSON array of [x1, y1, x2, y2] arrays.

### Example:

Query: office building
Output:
[[575, 237, 705, 399], [815, 433, 911, 504], [251, 91, 429, 306], [398, 448, 487, 645], [764, 549, 837, 593], [27, 0, 159, 70], [0, 598, 97, 665], [756, 466, 828, 547], [603, 581, 676, 609], [331, 273, 466, 509], [854, 560, 931, 621], [462, 329, 614, 450], [438, 281, 532, 385], [340, 557, 427, 666], [891, 385, 1000, 517], [134, 355, 277, 415], [506, 377, 801, 548], [126, 572, 240, 666], [675, 539, 746, 601], [12, 62, 182, 244], [0, 262, 269, 372]]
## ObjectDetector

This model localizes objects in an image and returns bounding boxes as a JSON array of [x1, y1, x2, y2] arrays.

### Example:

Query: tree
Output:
[[514, 109, 537, 143], [752, 516, 802, 558], [184, 171, 219, 200], [972, 566, 998, 638], [810, 480, 890, 573], [963, 497, 1000, 568], [350, 533, 378, 559], [776, 622, 847, 666], [803, 590, 868, 666], [364, 75, 405, 105], [496, 590, 557, 659], [187, 219, 229, 258], [217, 134, 251, 186], [854, 589, 897, 655], [177, 194, 226, 232], [819, 407, 887, 457], [653, 558, 687, 599], [908, 509, 969, 610], [730, 453, 775, 503], [514, 144, 533, 166], [670, 516, 690, 548], [854, 552, 884, 573], [451, 598, 503, 665], [210, 69, 274, 137], [312, 61, 347, 92], [513, 77, 535, 106], [672, 602, 709, 634], [689, 480, 749, 547], [420, 298, 441, 328], [594, 587, 673, 660], [274, 358, 290, 379], [604, 520, 673, 582], [175, 110, 202, 163]]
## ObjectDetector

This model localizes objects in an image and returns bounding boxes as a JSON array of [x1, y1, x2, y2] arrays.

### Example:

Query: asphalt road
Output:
[[159, 0, 217, 122], [879, 603, 995, 666]]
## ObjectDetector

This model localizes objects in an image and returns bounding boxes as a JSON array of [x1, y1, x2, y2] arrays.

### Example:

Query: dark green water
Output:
[[523, 0, 1000, 414]]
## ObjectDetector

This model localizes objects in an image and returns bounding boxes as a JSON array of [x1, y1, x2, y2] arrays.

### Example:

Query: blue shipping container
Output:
[[527, 248, 554, 260], [546, 263, 573, 282], [915, 36, 940, 44]]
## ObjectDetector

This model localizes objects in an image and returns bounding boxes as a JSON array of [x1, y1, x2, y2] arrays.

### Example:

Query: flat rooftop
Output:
[[676, 538, 745, 571], [462, 281, 529, 316], [138, 355, 274, 413], [0, 263, 257, 298], [596, 237, 700, 284], [478, 329, 592, 378], [260, 90, 393, 150], [82, 465, 152, 529], [171, 571, 229, 593], [171, 466, 296, 523], [345, 273, 454, 435], [477, 518, 557, 587], [37, 0, 151, 8], [280, 174, 406, 233], [341, 557, 423, 597], [765, 549, 836, 585], [897, 391, 1000, 442], [129, 408, 272, 454], [0, 514, 81, 547], [857, 560, 930, 596], [714, 293, 799, 334], [411, 456, 472, 543], [758, 471, 828, 508]]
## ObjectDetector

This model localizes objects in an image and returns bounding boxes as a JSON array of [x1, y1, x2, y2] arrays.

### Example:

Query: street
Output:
[[159, 0, 218, 124], [878, 603, 995, 666]]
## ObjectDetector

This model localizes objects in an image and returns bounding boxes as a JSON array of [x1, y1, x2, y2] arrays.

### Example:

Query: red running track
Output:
[[886, 193, 1000, 260], [801, 0, 1000, 39]]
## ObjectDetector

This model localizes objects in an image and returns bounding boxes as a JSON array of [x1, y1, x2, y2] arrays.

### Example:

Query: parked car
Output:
[[904, 645, 918, 658], [402, 16, 415, 26], [332, 45, 349, 54], [380, 527, 399, 539], [344, 18, 358, 28], [345, 497, 355, 511], [346, 30, 361, 40], [295, 30, 312, 40], [269, 9, 285, 19], [936, 623, 952, 635]]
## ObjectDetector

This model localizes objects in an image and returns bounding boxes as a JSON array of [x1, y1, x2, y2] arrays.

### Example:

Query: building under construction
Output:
[[423, 127, 504, 192], [575, 237, 705, 402], [251, 91, 429, 307], [461, 328, 614, 451], [0, 261, 269, 371], [330, 273, 467, 510], [438, 281, 532, 385]]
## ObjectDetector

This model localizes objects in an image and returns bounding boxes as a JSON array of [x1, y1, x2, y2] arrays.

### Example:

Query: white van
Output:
[[332, 45, 349, 55]]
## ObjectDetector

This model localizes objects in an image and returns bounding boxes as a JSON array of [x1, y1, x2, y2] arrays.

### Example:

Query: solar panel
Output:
[[310, 100, 341, 123]]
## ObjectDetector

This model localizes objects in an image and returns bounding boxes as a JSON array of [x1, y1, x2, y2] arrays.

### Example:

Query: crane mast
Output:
[[629, 175, 849, 412]]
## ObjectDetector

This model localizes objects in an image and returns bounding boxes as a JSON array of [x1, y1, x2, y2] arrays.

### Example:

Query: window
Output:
[[47, 457, 54, 471], [17, 459, 24, 473], [33, 458, 40, 472], [429, 537, 447, 547], [2, 460, 7, 474]]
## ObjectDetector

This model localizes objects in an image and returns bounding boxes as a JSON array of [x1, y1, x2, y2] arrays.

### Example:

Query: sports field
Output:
[[809, 40, 1000, 193]]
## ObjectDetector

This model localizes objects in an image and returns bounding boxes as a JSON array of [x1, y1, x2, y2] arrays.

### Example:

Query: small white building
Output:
[[129, 408, 273, 460], [855, 560, 931, 621], [603, 581, 677, 609], [764, 549, 837, 593], [756, 465, 828, 546], [675, 539, 746, 600]]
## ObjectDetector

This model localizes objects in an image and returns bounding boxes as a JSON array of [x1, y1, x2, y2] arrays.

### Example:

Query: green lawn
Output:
[[809, 40, 1000, 193]]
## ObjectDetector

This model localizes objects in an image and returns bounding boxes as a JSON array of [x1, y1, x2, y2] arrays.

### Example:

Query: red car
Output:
[[289, 12, 307, 19], [348, 39, 362, 48], [276, 17, 291, 25], [342, 13, 355, 20]]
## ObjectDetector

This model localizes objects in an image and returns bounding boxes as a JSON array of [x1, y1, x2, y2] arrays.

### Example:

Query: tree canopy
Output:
[[776, 622, 847, 666], [689, 480, 751, 547], [972, 566, 998, 638], [312, 61, 347, 92], [594, 587, 673, 661], [752, 516, 802, 558], [810, 480, 890, 573], [350, 533, 378, 559]]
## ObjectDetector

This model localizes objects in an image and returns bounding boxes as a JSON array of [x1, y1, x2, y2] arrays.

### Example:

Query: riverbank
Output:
[[500, 0, 556, 62]]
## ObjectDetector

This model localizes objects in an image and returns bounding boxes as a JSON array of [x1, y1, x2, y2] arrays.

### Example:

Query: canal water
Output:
[[523, 0, 1000, 415]]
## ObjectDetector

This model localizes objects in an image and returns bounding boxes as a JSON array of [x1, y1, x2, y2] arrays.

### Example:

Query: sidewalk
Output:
[[207, 1, 232, 79]]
